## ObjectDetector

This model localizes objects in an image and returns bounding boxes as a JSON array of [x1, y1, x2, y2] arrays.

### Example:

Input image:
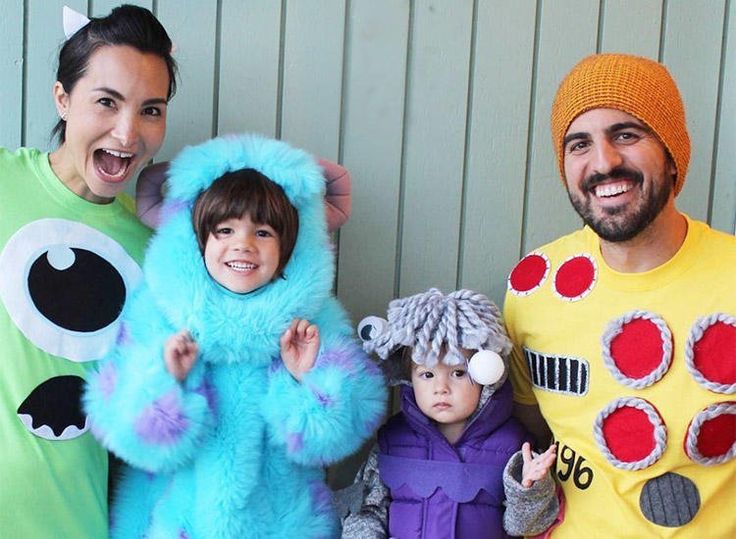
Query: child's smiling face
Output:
[[203, 213, 281, 294], [411, 349, 481, 444]]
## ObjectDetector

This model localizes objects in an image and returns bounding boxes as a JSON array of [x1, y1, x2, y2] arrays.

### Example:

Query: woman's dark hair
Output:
[[192, 169, 300, 279], [52, 4, 177, 144]]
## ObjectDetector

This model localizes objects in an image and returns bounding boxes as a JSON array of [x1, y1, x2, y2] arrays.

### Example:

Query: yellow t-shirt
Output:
[[504, 217, 735, 538]]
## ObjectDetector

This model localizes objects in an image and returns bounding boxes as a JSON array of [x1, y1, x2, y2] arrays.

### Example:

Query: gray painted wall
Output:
[[1, 0, 734, 482]]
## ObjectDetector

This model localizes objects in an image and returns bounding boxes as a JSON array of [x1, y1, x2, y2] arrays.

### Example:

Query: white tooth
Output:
[[596, 183, 631, 197], [102, 148, 134, 158], [228, 262, 256, 271]]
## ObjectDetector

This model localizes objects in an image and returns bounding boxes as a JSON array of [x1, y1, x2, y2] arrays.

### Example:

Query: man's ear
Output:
[[53, 81, 69, 117], [667, 156, 678, 188]]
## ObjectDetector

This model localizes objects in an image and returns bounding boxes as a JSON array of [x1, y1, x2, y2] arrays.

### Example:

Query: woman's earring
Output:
[[60, 111, 67, 122]]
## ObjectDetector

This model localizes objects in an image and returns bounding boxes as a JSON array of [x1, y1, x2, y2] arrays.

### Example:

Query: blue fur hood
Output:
[[143, 134, 338, 365]]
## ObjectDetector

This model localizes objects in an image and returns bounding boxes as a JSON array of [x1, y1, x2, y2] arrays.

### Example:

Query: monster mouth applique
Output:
[[17, 375, 89, 440]]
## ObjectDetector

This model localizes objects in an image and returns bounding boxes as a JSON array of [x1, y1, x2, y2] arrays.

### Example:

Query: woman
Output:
[[0, 6, 176, 537]]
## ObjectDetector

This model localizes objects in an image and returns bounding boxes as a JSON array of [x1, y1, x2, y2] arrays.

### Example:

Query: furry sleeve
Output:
[[502, 450, 560, 536], [84, 284, 214, 474], [262, 299, 387, 466]]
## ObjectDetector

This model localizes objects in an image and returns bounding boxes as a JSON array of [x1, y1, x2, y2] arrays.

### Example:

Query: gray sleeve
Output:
[[502, 450, 560, 537], [340, 447, 390, 539]]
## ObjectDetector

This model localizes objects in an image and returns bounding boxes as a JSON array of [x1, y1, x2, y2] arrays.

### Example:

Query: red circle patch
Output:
[[508, 253, 549, 295], [602, 406, 656, 463], [692, 321, 736, 385], [610, 318, 666, 379], [554, 254, 596, 301], [685, 402, 736, 464], [696, 413, 736, 458]]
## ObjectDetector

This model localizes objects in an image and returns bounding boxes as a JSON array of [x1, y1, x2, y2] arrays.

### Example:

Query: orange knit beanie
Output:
[[550, 53, 690, 196]]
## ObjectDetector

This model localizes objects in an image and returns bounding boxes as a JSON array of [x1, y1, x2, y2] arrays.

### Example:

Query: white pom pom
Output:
[[468, 350, 505, 385], [357, 316, 388, 343]]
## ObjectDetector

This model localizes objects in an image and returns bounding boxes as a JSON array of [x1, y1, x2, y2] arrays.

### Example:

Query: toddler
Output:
[[341, 288, 558, 539]]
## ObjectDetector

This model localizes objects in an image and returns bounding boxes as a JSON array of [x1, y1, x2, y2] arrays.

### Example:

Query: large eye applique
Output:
[[0, 218, 142, 362]]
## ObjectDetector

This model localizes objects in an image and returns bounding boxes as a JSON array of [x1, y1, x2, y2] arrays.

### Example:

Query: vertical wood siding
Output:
[[3, 0, 732, 314], [1, 2, 733, 485]]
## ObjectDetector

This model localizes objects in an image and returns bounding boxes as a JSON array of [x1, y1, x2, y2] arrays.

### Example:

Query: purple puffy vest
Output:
[[378, 381, 528, 539]]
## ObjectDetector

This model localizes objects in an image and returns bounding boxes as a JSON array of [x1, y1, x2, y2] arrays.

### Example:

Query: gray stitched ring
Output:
[[684, 313, 736, 394], [684, 401, 736, 465], [593, 397, 667, 471], [601, 311, 672, 389]]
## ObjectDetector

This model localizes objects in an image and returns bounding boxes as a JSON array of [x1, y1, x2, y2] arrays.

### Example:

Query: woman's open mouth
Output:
[[94, 148, 134, 183]]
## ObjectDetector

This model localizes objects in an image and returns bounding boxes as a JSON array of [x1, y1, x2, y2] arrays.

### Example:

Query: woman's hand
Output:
[[164, 330, 199, 382], [280, 319, 320, 382], [521, 442, 557, 488]]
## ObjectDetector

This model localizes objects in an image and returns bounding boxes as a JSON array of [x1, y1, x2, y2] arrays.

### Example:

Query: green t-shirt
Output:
[[0, 147, 151, 538]]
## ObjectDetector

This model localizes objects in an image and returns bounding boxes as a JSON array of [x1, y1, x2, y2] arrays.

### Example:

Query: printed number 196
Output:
[[555, 442, 593, 490]]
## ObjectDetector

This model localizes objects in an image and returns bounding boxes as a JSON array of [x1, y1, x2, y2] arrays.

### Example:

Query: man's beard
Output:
[[567, 167, 672, 243]]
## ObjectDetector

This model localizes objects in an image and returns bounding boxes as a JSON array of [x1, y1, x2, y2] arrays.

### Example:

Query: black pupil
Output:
[[28, 248, 126, 332], [360, 324, 374, 341]]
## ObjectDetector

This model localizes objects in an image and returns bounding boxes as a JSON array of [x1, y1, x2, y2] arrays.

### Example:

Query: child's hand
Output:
[[280, 319, 320, 382], [521, 442, 557, 488], [164, 330, 199, 382]]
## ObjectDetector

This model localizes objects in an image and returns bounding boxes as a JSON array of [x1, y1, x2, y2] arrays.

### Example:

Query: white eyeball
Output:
[[357, 316, 388, 343], [468, 350, 505, 385]]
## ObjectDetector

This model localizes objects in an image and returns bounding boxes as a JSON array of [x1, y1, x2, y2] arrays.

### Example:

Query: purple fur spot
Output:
[[287, 432, 304, 453], [313, 389, 334, 407], [194, 379, 217, 413], [361, 356, 383, 378], [116, 322, 130, 345], [179, 530, 189, 539], [315, 346, 357, 376], [309, 480, 333, 512], [269, 357, 284, 375], [135, 391, 188, 445], [160, 199, 188, 224], [98, 362, 117, 399]]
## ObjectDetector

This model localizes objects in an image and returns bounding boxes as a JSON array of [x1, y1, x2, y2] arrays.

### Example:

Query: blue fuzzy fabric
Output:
[[84, 134, 386, 538]]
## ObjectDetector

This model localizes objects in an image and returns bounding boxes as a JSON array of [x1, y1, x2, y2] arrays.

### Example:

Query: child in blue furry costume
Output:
[[84, 134, 387, 538]]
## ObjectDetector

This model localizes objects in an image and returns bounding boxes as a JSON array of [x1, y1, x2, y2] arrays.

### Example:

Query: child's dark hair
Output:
[[400, 346, 416, 380], [52, 4, 177, 144], [192, 169, 299, 278]]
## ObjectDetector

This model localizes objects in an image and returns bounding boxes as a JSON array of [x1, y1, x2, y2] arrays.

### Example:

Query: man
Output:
[[504, 53, 735, 537]]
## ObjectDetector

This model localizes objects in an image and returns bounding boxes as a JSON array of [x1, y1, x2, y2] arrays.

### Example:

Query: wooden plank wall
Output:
[[1, 0, 733, 483]]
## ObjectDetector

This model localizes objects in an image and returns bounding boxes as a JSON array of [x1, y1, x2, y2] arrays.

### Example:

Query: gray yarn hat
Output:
[[358, 288, 511, 386]]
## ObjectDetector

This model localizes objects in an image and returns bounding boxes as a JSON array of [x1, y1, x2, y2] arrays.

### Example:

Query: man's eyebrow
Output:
[[564, 121, 653, 146], [608, 121, 651, 134], [563, 131, 588, 146]]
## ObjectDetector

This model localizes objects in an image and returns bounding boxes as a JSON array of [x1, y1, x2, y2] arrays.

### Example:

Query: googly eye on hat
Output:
[[358, 316, 388, 343]]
